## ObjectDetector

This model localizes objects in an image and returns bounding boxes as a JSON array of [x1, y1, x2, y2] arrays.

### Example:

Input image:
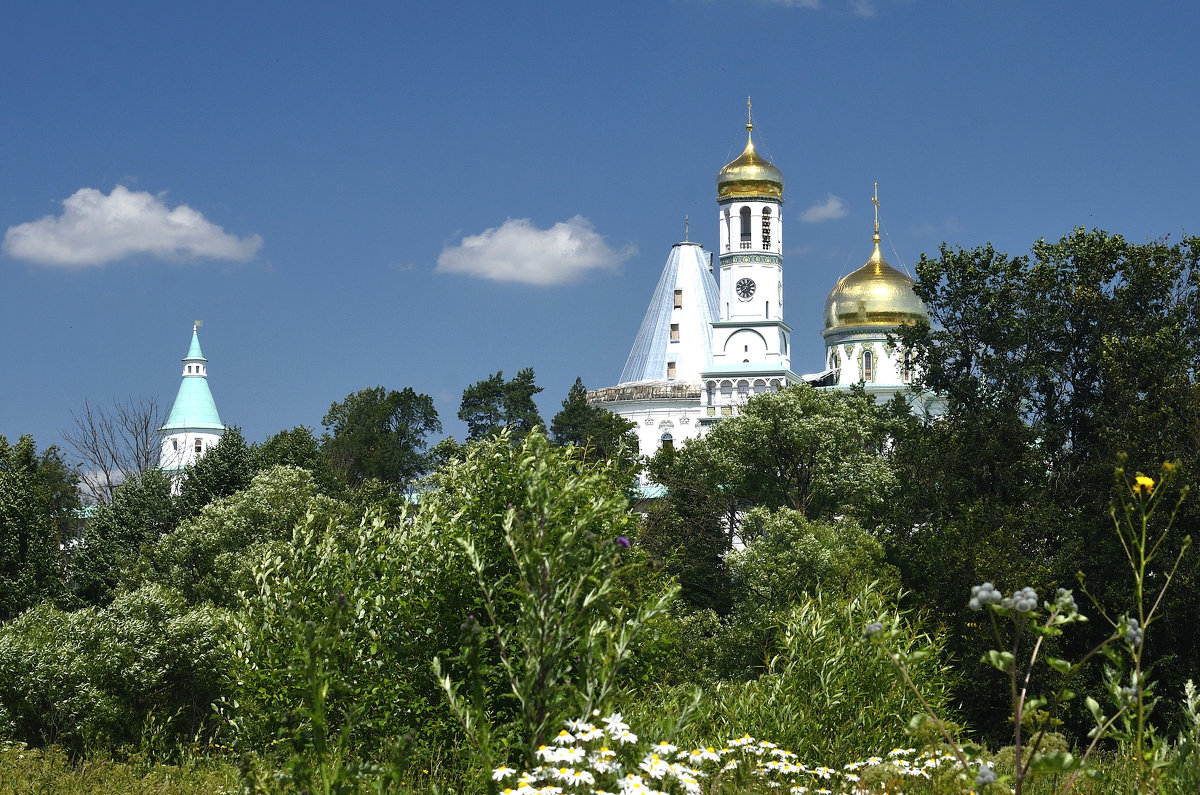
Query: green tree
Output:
[[0, 435, 78, 620], [69, 467, 179, 606], [177, 426, 253, 518], [321, 386, 441, 487], [888, 228, 1200, 743], [550, 377, 641, 491], [251, 425, 342, 494], [133, 466, 353, 607], [458, 368, 544, 441]]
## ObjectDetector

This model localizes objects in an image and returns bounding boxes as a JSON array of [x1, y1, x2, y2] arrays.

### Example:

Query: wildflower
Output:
[[1133, 474, 1155, 496], [651, 741, 679, 755], [969, 582, 1002, 611], [865, 756, 883, 766], [1124, 617, 1144, 647], [1011, 586, 1038, 614], [553, 729, 576, 745], [602, 713, 631, 734], [577, 726, 605, 742], [492, 766, 517, 781], [557, 746, 586, 763], [640, 753, 669, 778], [617, 536, 631, 548], [812, 766, 834, 779], [974, 762, 997, 786], [536, 745, 556, 761], [616, 728, 639, 744]]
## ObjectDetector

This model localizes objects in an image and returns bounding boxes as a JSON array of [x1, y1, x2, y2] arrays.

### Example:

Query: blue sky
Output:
[[3, 1, 1198, 454]]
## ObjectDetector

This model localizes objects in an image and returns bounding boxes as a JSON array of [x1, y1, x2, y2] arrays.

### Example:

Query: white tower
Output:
[[701, 101, 801, 420], [588, 229, 720, 456], [159, 322, 224, 478]]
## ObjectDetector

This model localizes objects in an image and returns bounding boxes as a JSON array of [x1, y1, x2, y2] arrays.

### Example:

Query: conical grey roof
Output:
[[619, 242, 719, 384]]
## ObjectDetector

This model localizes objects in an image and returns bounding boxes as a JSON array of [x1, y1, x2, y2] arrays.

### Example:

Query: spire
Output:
[[161, 325, 222, 432], [184, 321, 206, 365], [871, 182, 883, 265], [746, 95, 754, 138]]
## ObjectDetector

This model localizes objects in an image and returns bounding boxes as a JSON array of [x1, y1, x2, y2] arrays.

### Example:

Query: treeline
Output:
[[0, 228, 1198, 792]]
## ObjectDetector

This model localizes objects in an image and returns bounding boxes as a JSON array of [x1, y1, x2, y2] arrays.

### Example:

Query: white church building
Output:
[[589, 107, 938, 457]]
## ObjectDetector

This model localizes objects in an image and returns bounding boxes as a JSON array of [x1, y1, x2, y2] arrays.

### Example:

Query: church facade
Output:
[[589, 109, 937, 457]]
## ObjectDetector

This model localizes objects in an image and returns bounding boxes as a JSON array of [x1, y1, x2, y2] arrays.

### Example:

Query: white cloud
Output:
[[764, 0, 821, 7], [801, 195, 849, 223], [3, 185, 262, 268], [849, 0, 878, 16], [435, 215, 633, 286]]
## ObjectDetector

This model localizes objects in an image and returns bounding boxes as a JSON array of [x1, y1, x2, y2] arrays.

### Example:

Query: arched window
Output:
[[862, 349, 874, 382], [194, 439, 203, 454], [172, 439, 178, 451], [902, 349, 914, 382], [740, 206, 752, 248], [660, 432, 674, 452], [762, 206, 772, 250]]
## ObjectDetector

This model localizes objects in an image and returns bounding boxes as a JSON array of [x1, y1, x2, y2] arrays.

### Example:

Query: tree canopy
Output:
[[458, 368, 543, 441], [321, 386, 441, 487]]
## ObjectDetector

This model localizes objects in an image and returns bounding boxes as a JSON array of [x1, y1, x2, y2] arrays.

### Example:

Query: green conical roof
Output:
[[161, 328, 223, 431]]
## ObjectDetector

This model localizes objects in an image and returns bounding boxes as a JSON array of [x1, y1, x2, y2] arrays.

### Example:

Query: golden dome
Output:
[[717, 123, 784, 199], [823, 234, 928, 329]]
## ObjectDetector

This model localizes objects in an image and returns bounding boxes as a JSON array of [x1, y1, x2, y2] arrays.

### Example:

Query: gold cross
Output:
[[872, 182, 880, 233]]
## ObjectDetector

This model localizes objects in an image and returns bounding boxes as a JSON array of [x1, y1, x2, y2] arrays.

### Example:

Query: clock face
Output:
[[736, 278, 756, 301]]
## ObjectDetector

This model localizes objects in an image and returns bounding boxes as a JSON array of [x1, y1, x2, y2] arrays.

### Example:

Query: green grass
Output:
[[0, 742, 238, 794]]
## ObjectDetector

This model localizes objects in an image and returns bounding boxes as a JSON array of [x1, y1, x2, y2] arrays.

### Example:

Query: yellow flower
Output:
[[1133, 475, 1155, 496]]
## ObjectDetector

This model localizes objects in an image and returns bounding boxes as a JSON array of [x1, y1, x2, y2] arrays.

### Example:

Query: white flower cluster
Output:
[[491, 718, 976, 794]]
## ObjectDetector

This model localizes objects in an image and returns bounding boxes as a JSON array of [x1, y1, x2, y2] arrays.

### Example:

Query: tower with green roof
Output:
[[159, 322, 224, 478]]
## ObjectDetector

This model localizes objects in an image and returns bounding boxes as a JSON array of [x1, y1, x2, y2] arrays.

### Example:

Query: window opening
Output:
[[673, 289, 683, 309], [762, 207, 771, 249], [667, 361, 677, 379], [670, 323, 680, 341]]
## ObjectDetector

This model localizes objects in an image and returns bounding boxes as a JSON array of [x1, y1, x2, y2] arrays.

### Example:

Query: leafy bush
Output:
[[629, 582, 958, 768], [226, 506, 453, 756], [132, 466, 353, 607], [0, 584, 231, 753]]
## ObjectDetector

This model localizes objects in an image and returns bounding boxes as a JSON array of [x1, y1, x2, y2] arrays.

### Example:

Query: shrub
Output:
[[0, 584, 231, 753]]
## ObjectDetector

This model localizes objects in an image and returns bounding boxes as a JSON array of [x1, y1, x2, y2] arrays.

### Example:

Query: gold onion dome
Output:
[[717, 121, 784, 199], [823, 233, 929, 329]]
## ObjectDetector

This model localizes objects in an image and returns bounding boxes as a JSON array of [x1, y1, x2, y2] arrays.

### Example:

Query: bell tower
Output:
[[710, 100, 792, 369], [701, 101, 801, 419]]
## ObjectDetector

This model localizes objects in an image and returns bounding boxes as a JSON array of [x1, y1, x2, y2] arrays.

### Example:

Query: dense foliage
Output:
[[2, 229, 1199, 792]]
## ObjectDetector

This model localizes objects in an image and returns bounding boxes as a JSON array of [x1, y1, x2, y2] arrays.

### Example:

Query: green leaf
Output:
[[1085, 696, 1104, 724], [1046, 656, 1072, 674], [984, 649, 1015, 672], [1028, 750, 1078, 773]]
